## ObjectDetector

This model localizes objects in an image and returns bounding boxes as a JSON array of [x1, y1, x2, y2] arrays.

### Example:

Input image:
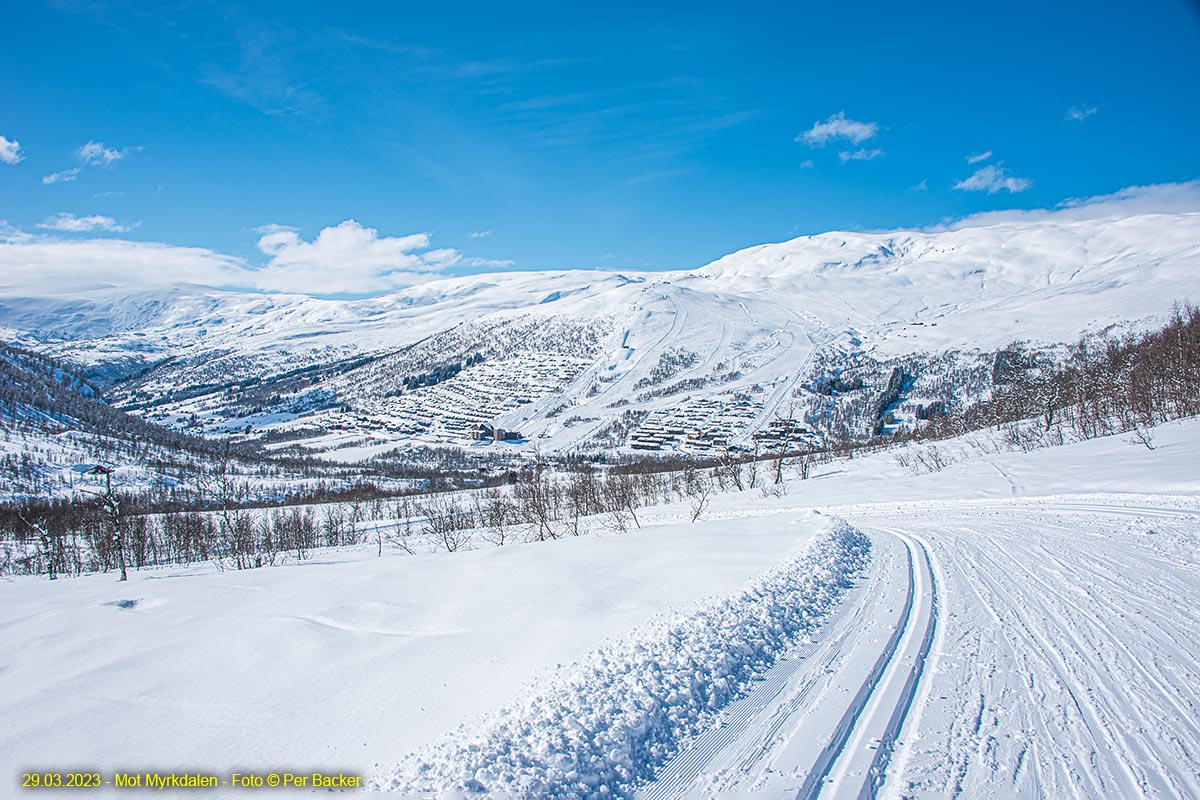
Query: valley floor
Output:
[[1, 420, 1198, 798]]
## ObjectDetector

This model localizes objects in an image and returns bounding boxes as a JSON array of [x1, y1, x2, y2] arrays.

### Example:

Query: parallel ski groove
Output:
[[795, 535, 919, 800], [856, 533, 939, 799]]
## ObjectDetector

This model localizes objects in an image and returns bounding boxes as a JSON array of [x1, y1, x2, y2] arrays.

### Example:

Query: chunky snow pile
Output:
[[372, 521, 871, 799]]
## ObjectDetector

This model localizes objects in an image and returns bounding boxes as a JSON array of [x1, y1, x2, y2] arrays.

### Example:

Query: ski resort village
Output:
[[2, 3, 1199, 799]]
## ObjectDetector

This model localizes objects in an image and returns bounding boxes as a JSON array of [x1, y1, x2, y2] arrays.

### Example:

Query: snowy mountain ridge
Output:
[[2, 210, 1197, 458]]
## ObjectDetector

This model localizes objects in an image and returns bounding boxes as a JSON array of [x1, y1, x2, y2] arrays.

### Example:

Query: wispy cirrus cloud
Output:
[[43, 168, 81, 184], [467, 229, 492, 239], [252, 223, 298, 235], [838, 148, 884, 162], [39, 142, 140, 187], [953, 162, 1031, 194], [37, 213, 138, 233], [797, 112, 878, 147], [77, 140, 141, 167], [1066, 103, 1099, 122], [0, 135, 23, 165], [966, 150, 992, 164]]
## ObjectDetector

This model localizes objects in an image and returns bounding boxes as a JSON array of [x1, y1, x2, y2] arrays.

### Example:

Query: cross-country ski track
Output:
[[4, 423, 1200, 800], [639, 522, 937, 799], [641, 498, 1200, 799]]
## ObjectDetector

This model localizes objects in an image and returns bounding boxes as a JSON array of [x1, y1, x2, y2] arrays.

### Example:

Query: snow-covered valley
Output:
[[5, 2, 1197, 796], [3, 208, 1197, 460], [3, 417, 1197, 798], [2, 195, 1199, 798]]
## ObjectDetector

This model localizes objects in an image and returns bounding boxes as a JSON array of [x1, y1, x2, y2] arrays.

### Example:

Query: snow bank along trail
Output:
[[370, 521, 872, 799], [639, 525, 937, 799]]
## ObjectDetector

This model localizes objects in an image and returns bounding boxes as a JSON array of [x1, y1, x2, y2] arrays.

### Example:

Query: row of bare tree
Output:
[[3, 455, 736, 577]]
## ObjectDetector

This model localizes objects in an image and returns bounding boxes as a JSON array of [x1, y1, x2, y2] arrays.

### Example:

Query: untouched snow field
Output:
[[0, 510, 838, 798], [1, 418, 1199, 798]]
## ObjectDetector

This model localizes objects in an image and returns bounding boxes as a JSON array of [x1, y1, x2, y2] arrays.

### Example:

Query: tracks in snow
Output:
[[376, 497, 1199, 799], [641, 499, 1200, 799], [849, 501, 1200, 799], [813, 529, 938, 800], [639, 527, 938, 799]]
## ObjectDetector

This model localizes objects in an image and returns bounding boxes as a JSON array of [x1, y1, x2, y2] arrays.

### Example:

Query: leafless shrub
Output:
[[1130, 426, 1156, 451]]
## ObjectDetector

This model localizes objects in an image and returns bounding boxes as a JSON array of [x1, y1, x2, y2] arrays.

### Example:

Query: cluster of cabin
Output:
[[628, 395, 762, 454], [750, 416, 817, 448], [339, 355, 587, 444]]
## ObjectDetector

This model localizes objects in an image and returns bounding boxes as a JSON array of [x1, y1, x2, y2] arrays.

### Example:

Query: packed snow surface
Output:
[[1, 419, 1198, 798]]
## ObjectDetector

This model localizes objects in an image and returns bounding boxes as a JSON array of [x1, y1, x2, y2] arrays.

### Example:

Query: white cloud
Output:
[[966, 150, 992, 164], [0, 237, 246, 294], [913, 179, 928, 191], [467, 229, 492, 239], [37, 213, 137, 233], [939, 180, 1200, 231], [953, 163, 1032, 194], [252, 223, 298, 235], [798, 159, 814, 169], [43, 168, 81, 184], [249, 219, 481, 293], [0, 135, 23, 165], [838, 148, 884, 162], [459, 256, 515, 269], [77, 140, 140, 167], [798, 112, 878, 147], [0, 221, 34, 244], [1066, 104, 1098, 122], [0, 220, 502, 296]]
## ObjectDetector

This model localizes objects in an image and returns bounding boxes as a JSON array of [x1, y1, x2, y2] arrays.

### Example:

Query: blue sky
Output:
[[2, 0, 1199, 295]]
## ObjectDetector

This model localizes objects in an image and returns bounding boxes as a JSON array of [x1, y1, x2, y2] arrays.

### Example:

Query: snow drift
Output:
[[373, 520, 871, 799]]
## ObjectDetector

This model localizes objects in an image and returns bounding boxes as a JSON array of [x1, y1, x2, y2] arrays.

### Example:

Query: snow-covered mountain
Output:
[[2, 210, 1197, 459]]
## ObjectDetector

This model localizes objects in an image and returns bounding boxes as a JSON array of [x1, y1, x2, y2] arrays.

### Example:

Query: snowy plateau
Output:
[[1, 206, 1200, 799]]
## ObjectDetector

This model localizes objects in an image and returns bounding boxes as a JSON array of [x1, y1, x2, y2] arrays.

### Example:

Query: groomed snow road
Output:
[[639, 521, 936, 800], [640, 497, 1200, 799]]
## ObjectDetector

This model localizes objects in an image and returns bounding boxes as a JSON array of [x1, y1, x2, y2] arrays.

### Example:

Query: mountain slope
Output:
[[691, 212, 1200, 354], [2, 210, 1196, 459]]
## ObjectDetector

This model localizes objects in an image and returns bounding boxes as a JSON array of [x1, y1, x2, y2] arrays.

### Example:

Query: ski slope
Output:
[[0, 421, 1198, 798], [872, 501, 1200, 798]]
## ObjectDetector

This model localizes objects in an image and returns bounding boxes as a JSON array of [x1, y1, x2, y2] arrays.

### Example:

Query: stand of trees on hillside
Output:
[[920, 303, 1200, 445], [3, 304, 1198, 579]]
